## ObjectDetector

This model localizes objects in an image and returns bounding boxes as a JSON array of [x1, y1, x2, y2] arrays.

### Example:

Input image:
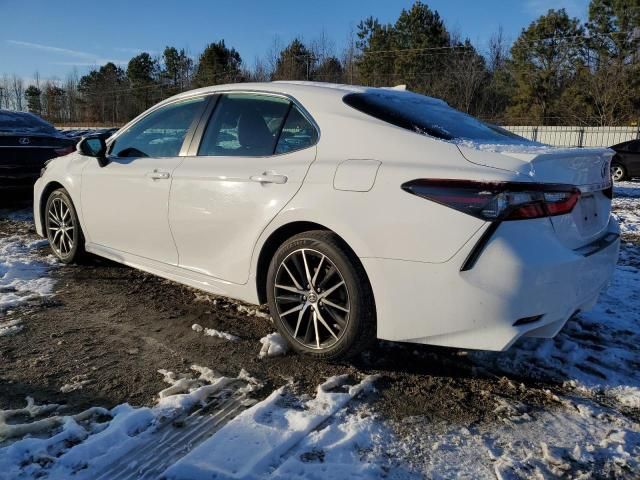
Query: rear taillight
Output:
[[402, 179, 581, 221], [54, 145, 75, 157]]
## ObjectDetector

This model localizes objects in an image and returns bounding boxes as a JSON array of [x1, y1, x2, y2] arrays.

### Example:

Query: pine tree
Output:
[[24, 85, 42, 115], [193, 41, 242, 87], [506, 9, 586, 125], [271, 39, 314, 81]]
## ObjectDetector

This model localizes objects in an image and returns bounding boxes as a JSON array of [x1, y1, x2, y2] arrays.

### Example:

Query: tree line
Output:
[[1, 0, 638, 127]]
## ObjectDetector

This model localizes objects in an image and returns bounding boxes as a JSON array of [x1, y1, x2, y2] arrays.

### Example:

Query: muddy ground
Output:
[[0, 199, 578, 432]]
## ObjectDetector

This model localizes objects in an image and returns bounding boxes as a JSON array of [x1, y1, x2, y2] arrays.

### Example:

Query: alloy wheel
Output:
[[273, 248, 350, 350], [47, 197, 75, 257], [611, 165, 625, 182]]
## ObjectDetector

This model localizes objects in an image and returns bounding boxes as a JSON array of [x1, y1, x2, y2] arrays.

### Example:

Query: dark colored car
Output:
[[0, 110, 76, 191], [63, 127, 119, 143], [610, 139, 640, 182]]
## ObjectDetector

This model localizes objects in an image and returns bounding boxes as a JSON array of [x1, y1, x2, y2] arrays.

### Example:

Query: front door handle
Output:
[[147, 170, 170, 180], [250, 172, 288, 184]]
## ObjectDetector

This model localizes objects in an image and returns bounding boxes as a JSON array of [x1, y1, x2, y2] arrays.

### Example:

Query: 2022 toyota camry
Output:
[[34, 82, 620, 359]]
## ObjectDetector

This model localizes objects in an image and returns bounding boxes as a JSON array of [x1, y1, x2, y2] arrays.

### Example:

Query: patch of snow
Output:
[[614, 180, 640, 198], [60, 375, 91, 393], [0, 318, 24, 337], [235, 303, 271, 320], [613, 197, 640, 237], [454, 138, 557, 154], [0, 234, 56, 316], [0, 365, 241, 479], [608, 386, 640, 409], [163, 375, 380, 479], [271, 402, 417, 479], [391, 394, 639, 478], [259, 331, 289, 358], [193, 292, 271, 320], [191, 323, 239, 341]]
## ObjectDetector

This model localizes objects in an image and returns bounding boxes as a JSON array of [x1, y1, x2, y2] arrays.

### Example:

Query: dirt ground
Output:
[[0, 199, 567, 430]]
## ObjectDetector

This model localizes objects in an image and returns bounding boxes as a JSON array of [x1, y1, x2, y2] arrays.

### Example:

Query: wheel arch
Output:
[[39, 181, 66, 233], [255, 221, 372, 305]]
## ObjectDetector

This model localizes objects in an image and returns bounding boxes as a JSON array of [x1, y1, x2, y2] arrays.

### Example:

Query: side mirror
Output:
[[78, 136, 108, 167]]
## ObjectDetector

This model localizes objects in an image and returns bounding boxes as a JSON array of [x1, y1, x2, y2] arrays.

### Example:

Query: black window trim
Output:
[[187, 90, 320, 158]]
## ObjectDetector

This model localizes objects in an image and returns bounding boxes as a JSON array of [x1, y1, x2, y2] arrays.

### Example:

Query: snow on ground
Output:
[[60, 375, 92, 393], [392, 392, 639, 478], [193, 292, 271, 320], [0, 366, 245, 479], [615, 181, 640, 198], [259, 332, 289, 358], [164, 375, 383, 480], [191, 323, 240, 341], [0, 212, 56, 337], [0, 371, 388, 480]]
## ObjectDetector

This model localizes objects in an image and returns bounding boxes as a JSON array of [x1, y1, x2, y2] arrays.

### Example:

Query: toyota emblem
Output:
[[18, 137, 30, 145]]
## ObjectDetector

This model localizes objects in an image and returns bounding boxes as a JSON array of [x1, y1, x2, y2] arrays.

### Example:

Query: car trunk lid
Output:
[[457, 143, 614, 249]]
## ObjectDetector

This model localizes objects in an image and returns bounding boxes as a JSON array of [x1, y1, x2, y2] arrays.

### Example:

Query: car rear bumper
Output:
[[362, 215, 620, 351]]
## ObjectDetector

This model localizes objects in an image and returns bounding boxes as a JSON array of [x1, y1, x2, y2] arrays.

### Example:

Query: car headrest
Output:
[[238, 110, 273, 153]]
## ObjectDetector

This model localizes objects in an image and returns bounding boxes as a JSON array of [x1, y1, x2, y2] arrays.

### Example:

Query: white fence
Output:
[[504, 125, 640, 148]]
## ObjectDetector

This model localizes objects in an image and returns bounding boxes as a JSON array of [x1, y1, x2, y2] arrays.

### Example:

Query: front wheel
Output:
[[45, 188, 85, 263], [266, 230, 376, 360], [611, 163, 627, 182]]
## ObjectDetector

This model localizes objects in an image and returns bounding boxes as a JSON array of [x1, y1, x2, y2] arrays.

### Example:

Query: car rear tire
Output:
[[266, 230, 376, 361], [611, 163, 627, 182], [45, 188, 85, 264]]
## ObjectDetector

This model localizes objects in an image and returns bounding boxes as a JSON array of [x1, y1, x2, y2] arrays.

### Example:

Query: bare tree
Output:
[[1, 74, 12, 109], [251, 57, 270, 82], [12, 74, 24, 111], [341, 26, 359, 85], [266, 35, 284, 76]]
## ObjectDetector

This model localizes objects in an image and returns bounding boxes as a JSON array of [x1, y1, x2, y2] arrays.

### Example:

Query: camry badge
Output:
[[18, 137, 30, 145]]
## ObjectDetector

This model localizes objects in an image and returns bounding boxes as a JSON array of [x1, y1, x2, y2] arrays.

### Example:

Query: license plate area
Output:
[[579, 194, 597, 225]]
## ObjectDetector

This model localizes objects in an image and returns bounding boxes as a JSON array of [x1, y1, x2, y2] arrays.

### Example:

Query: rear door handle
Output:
[[250, 172, 288, 184], [147, 170, 170, 180]]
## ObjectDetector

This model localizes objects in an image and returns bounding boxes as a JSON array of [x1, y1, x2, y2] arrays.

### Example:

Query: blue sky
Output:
[[0, 0, 590, 81]]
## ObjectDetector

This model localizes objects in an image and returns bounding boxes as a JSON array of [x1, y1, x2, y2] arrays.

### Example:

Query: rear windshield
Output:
[[0, 111, 57, 134], [343, 91, 528, 144]]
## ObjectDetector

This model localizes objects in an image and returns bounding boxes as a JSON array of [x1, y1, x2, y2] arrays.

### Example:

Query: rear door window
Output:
[[198, 94, 290, 157], [275, 106, 318, 154], [343, 91, 529, 144]]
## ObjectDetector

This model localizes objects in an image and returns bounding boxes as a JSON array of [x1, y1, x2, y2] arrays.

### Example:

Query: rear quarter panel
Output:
[[251, 104, 521, 269]]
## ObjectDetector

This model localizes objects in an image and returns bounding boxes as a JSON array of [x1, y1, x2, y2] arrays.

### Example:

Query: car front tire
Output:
[[266, 230, 376, 361], [45, 188, 85, 263]]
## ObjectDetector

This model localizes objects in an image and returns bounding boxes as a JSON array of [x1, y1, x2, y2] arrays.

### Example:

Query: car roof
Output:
[[165, 81, 448, 110]]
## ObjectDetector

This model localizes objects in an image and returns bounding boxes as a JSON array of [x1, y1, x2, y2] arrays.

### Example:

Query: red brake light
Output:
[[402, 179, 581, 221]]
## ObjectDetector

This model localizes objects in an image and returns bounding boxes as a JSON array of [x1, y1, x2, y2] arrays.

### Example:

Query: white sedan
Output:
[[34, 82, 620, 359]]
